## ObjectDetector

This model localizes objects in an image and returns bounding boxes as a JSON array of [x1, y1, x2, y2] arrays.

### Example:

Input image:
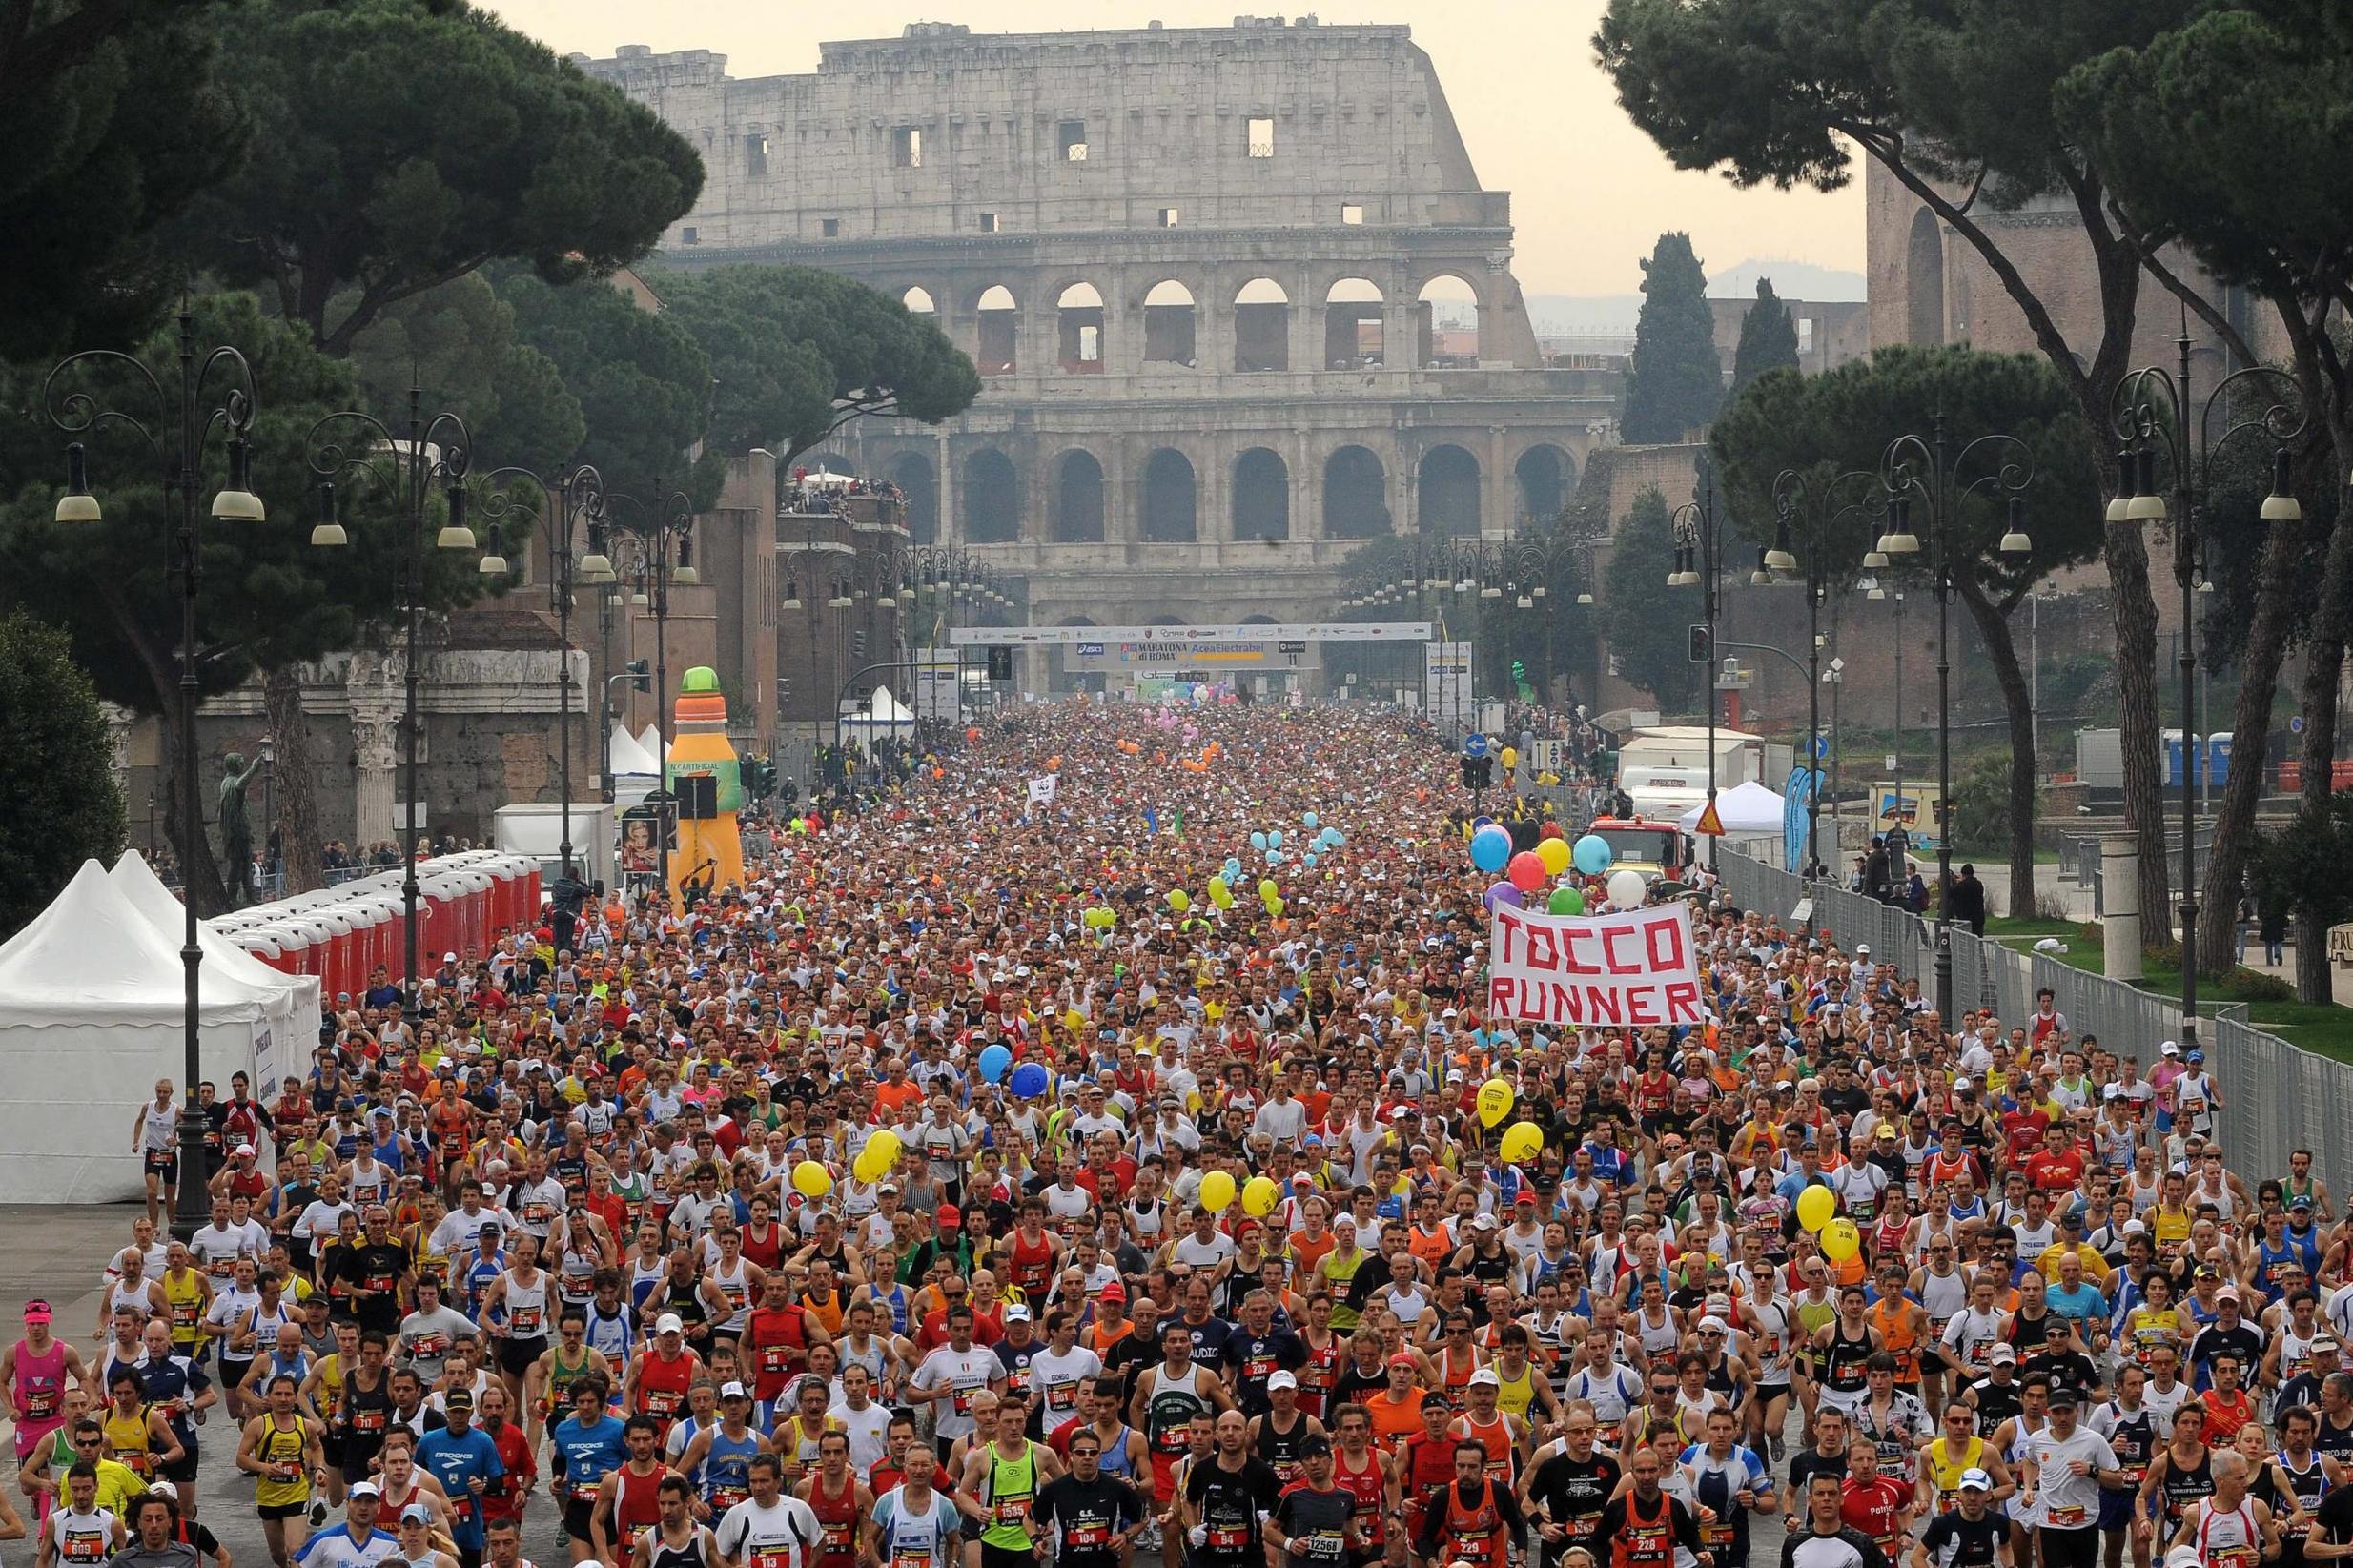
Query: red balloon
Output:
[[1506, 850, 1548, 893], [1539, 822, 1565, 841]]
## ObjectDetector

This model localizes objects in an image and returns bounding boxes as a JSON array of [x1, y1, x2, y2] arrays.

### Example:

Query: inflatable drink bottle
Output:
[[665, 665, 745, 908]]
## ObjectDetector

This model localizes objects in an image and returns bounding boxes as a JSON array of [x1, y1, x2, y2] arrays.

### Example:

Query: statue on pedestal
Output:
[[217, 749, 263, 906]]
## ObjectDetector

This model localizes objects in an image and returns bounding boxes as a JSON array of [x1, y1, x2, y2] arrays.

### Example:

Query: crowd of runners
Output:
[[7, 703, 2352, 1568]]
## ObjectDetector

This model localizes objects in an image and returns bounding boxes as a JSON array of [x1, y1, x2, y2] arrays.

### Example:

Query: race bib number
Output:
[[2047, 1505, 2087, 1529], [510, 1306, 542, 1335], [1206, 1527, 1250, 1551]]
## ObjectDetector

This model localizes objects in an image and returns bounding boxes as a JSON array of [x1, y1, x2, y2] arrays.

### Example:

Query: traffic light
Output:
[[1687, 624, 1712, 664], [624, 658, 651, 692], [1460, 755, 1495, 790], [986, 645, 1014, 682]]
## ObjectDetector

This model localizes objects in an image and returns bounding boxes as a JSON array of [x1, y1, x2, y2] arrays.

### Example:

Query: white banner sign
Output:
[[1487, 900, 1704, 1028], [1026, 774, 1058, 805]]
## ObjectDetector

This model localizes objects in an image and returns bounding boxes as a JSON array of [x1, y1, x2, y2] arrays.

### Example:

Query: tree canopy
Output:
[[1710, 346, 2101, 597], [1730, 278, 1799, 393], [1603, 484, 1701, 710], [655, 265, 982, 464], [0, 0, 248, 357], [1622, 234, 1722, 444], [0, 291, 535, 906], [499, 272, 723, 508], [179, 0, 704, 355], [0, 612, 126, 938]]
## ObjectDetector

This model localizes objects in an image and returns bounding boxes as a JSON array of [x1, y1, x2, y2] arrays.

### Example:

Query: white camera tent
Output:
[[0, 861, 282, 1203]]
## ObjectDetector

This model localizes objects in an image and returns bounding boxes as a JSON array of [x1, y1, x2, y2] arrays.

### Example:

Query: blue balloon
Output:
[[977, 1044, 1012, 1084], [1268, 829, 1283, 849], [1010, 1062, 1049, 1099], [1224, 858, 1242, 880], [1302, 852, 1319, 867], [1266, 849, 1283, 865], [1324, 829, 1346, 848], [1572, 833, 1616, 876], [1302, 811, 1320, 829], [1483, 880, 1524, 912], [1469, 824, 1512, 873], [1249, 831, 1268, 852]]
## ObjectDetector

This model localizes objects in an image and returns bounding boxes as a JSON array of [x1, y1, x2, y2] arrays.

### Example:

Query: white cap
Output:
[[720, 1380, 748, 1399], [1267, 1370, 1298, 1391], [1467, 1368, 1501, 1388], [234, 1144, 256, 1157], [2160, 1040, 2180, 1055], [149, 1481, 178, 1500], [349, 1481, 382, 1498], [401, 1503, 433, 1526], [654, 1313, 685, 1335], [1958, 1468, 1993, 1492], [1004, 1304, 1032, 1322], [1698, 1315, 1729, 1334]]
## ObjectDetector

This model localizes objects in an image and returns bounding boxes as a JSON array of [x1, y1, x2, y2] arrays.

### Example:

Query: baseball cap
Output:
[[1004, 1304, 1032, 1322], [2046, 1386, 2080, 1408], [936, 1205, 961, 1229], [1988, 1344, 2017, 1363], [1387, 1352, 1418, 1369], [150, 1481, 179, 1501], [1299, 1436, 1334, 1458], [654, 1313, 685, 1335], [720, 1380, 748, 1400], [1467, 1368, 1501, 1388], [2292, 1194, 2316, 1211], [1267, 1371, 1299, 1391], [234, 1143, 256, 1157], [349, 1481, 382, 1498], [1958, 1468, 1993, 1492], [2159, 1040, 2179, 1056], [1698, 1316, 1729, 1334], [1098, 1283, 1127, 1303]]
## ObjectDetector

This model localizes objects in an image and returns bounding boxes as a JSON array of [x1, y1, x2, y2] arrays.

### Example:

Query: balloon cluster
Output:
[[1796, 1186, 1862, 1260], [1081, 906, 1117, 929]]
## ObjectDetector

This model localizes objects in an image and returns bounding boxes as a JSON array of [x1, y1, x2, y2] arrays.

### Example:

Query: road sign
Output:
[[2291, 715, 2307, 735], [1464, 733, 1490, 759], [1695, 799, 1727, 837]]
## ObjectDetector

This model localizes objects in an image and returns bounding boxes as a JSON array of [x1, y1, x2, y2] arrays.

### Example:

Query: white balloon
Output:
[[1606, 868, 1647, 909]]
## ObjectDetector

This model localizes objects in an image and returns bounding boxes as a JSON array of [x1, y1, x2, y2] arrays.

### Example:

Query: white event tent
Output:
[[113, 850, 323, 1056], [1677, 779, 1789, 844], [0, 861, 297, 1202]]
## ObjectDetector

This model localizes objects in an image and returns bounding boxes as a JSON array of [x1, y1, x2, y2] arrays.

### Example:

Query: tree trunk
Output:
[[2192, 456, 2312, 978], [153, 693, 233, 917], [263, 665, 325, 896], [2107, 521, 2172, 949], [2293, 494, 2353, 1001], [1956, 580, 2036, 917]]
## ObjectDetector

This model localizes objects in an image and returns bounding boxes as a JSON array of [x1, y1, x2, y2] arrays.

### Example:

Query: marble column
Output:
[[351, 715, 399, 848]]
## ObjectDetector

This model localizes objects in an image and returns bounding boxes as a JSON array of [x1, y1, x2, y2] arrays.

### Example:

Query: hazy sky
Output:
[[481, 0, 1862, 298]]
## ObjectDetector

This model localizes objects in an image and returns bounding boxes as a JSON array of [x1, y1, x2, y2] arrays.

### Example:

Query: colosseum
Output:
[[577, 17, 1615, 636]]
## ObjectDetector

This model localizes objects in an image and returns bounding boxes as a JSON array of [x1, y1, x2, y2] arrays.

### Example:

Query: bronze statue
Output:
[[217, 749, 263, 905]]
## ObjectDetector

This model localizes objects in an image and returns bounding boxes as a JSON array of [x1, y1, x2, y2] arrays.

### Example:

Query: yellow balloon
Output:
[[1477, 1078, 1515, 1128], [1821, 1217, 1862, 1262], [853, 1147, 890, 1185], [1199, 1171, 1238, 1213], [1168, 889, 1191, 913], [1500, 1121, 1545, 1164], [792, 1160, 833, 1199], [1535, 837, 1572, 877], [1242, 1175, 1280, 1217], [1795, 1185, 1837, 1234]]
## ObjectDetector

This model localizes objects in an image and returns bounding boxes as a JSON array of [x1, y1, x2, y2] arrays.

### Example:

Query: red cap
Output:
[[1097, 1283, 1127, 1303], [935, 1205, 961, 1229]]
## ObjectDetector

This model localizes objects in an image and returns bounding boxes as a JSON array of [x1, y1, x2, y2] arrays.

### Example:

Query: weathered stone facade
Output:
[[575, 20, 1614, 635]]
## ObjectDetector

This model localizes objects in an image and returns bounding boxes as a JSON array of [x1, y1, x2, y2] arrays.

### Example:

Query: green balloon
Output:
[[1547, 886, 1586, 916]]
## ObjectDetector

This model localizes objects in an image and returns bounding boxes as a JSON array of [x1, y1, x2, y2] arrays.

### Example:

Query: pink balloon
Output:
[[1506, 850, 1548, 893]]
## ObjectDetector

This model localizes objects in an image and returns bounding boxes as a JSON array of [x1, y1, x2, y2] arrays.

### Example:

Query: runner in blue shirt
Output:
[[412, 1389, 504, 1560], [547, 1378, 630, 1551]]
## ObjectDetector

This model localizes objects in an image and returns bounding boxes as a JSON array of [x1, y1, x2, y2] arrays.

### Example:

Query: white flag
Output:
[[1027, 775, 1058, 805]]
